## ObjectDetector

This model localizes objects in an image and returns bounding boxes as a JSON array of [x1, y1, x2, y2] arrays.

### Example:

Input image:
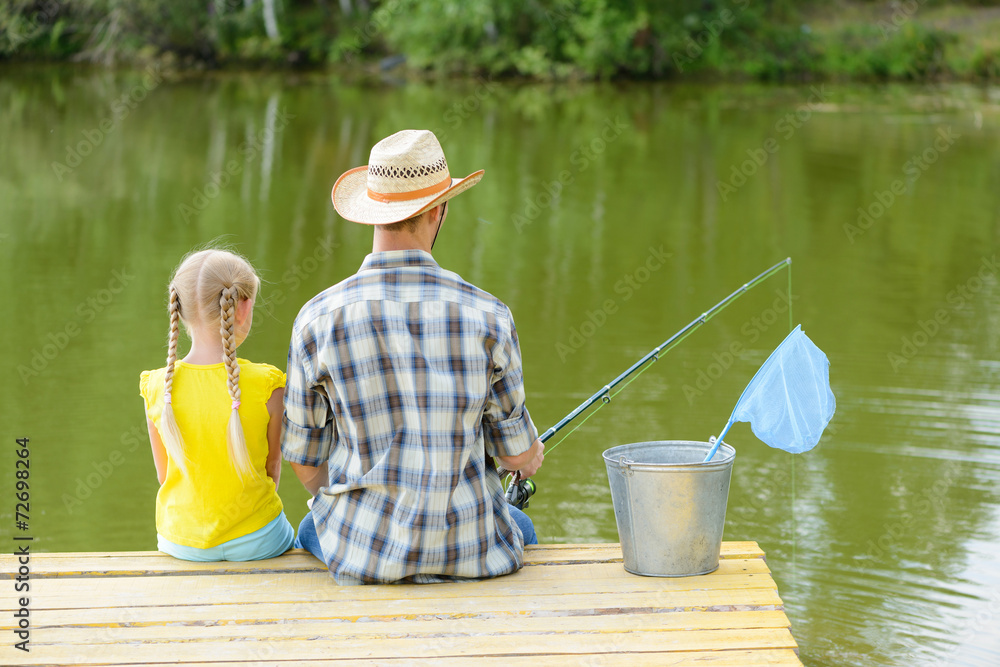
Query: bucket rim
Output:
[[601, 440, 735, 471]]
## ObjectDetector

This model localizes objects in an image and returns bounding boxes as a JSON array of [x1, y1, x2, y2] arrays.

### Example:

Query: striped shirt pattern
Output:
[[282, 250, 537, 584]]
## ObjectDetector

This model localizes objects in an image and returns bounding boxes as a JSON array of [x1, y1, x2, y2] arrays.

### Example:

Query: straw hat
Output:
[[331, 129, 484, 225]]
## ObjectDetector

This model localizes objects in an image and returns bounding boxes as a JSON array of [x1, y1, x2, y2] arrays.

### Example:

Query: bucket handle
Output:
[[618, 455, 634, 476]]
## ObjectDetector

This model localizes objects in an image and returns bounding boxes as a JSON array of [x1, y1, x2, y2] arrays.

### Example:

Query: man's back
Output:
[[282, 249, 538, 584]]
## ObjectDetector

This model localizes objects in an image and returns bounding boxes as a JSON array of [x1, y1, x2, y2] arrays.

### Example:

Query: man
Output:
[[282, 129, 544, 585]]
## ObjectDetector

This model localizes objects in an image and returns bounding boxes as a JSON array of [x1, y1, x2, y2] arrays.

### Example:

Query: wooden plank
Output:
[[525, 541, 765, 558], [6, 568, 778, 613], [12, 627, 798, 665], [31, 610, 793, 645], [13, 542, 764, 559], [4, 557, 771, 604], [1, 540, 797, 666], [13, 551, 324, 578], [1, 542, 766, 578], [20, 586, 785, 629], [11, 590, 788, 636], [10, 585, 783, 626], [10, 552, 768, 582], [91, 650, 802, 666]]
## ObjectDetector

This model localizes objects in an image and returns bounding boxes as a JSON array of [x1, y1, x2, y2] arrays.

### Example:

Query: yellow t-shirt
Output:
[[139, 359, 286, 549]]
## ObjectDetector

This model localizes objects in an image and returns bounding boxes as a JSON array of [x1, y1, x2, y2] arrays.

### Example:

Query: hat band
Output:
[[367, 174, 451, 203]]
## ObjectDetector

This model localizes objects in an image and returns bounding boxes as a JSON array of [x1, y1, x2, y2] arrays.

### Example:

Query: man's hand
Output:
[[497, 438, 544, 479]]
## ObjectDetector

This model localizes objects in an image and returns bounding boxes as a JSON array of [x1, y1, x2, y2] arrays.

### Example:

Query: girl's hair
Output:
[[160, 249, 261, 481]]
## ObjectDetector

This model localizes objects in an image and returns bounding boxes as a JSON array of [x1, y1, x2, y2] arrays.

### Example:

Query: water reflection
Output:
[[1, 67, 999, 666]]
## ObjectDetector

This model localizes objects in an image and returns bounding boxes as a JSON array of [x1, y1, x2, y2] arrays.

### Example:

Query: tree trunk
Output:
[[262, 0, 280, 42]]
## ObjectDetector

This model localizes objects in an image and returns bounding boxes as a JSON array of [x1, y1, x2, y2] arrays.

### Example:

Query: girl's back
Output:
[[139, 248, 293, 561], [141, 359, 284, 548]]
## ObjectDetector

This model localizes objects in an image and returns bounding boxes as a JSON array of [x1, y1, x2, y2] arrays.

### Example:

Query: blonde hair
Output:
[[160, 249, 261, 481]]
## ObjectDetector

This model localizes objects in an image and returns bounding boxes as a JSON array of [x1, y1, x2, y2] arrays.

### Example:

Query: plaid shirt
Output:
[[282, 250, 537, 584]]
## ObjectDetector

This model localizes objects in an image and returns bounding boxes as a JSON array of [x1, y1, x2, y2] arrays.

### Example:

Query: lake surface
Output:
[[2, 65, 999, 665]]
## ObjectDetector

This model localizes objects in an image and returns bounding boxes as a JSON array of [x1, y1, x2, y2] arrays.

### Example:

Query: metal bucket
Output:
[[602, 440, 735, 577]]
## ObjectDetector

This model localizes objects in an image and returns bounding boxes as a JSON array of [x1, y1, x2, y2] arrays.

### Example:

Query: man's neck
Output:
[[372, 214, 439, 254], [371, 232, 432, 254]]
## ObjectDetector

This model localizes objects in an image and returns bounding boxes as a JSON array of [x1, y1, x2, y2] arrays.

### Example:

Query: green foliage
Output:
[[654, 4, 818, 80], [0, 0, 996, 81], [372, 0, 543, 75], [372, 0, 816, 80], [0, 1, 95, 58], [971, 48, 1000, 78], [820, 23, 953, 80], [116, 0, 216, 58], [559, 2, 650, 78]]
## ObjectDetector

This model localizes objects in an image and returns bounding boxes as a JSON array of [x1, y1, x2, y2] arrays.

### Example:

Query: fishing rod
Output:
[[505, 257, 792, 509]]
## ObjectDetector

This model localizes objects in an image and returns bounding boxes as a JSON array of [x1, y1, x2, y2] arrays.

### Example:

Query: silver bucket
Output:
[[602, 440, 735, 577]]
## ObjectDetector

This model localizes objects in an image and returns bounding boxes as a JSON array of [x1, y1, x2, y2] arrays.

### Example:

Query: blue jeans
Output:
[[158, 512, 295, 562], [509, 506, 538, 545], [294, 505, 538, 562]]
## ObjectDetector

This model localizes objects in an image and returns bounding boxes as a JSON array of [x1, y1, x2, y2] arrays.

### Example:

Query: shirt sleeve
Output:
[[281, 322, 336, 467], [139, 371, 151, 408], [263, 364, 287, 395], [482, 307, 538, 459], [139, 369, 162, 419]]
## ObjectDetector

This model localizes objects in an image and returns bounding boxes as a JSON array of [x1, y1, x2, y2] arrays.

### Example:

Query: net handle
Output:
[[704, 324, 802, 463]]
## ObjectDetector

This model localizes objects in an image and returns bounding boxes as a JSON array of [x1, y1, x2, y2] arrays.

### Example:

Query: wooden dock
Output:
[[2, 542, 800, 666]]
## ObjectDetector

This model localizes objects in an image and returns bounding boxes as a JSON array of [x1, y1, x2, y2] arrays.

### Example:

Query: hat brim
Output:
[[332, 166, 485, 225]]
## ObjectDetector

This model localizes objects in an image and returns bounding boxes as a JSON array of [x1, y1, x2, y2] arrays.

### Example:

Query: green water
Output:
[[2, 66, 999, 665]]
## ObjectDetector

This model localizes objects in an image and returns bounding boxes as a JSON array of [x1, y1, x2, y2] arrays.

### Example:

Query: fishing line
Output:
[[544, 324, 699, 456], [787, 259, 793, 331], [541, 258, 793, 457], [788, 258, 796, 579]]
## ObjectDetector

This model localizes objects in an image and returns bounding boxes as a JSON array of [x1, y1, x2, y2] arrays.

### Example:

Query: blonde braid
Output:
[[221, 287, 240, 402], [221, 286, 258, 481], [159, 284, 188, 475]]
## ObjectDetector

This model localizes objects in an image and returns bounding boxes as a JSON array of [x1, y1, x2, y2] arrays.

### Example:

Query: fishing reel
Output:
[[504, 476, 537, 510]]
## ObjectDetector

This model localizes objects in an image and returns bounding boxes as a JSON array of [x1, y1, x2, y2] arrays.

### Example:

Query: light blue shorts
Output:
[[158, 512, 295, 562]]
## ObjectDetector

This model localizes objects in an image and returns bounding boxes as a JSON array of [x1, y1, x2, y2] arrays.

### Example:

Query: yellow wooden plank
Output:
[[3, 558, 773, 608], [0, 542, 765, 579], [6, 568, 778, 614], [21, 586, 786, 630], [9, 590, 787, 640], [11, 565, 774, 611], [31, 609, 792, 645], [14, 542, 763, 558], [21, 551, 599, 579], [13, 627, 798, 665], [525, 541, 764, 559], [91, 650, 802, 666], [11, 551, 323, 578]]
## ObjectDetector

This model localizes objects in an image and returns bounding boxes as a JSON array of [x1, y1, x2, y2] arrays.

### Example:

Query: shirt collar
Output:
[[359, 249, 439, 272]]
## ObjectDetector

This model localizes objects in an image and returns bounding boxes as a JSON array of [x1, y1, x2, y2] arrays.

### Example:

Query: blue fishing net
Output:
[[728, 325, 835, 454]]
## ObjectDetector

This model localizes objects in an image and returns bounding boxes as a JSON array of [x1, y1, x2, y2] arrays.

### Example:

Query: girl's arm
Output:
[[265, 387, 284, 488], [146, 416, 167, 485]]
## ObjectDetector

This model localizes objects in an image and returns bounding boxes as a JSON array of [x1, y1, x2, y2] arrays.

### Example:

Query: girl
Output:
[[139, 249, 294, 561]]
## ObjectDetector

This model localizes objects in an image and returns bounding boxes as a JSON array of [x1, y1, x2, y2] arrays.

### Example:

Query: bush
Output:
[[117, 0, 216, 60], [971, 48, 1000, 79], [820, 23, 952, 80], [0, 0, 994, 82], [0, 0, 95, 58], [373, 0, 818, 80]]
